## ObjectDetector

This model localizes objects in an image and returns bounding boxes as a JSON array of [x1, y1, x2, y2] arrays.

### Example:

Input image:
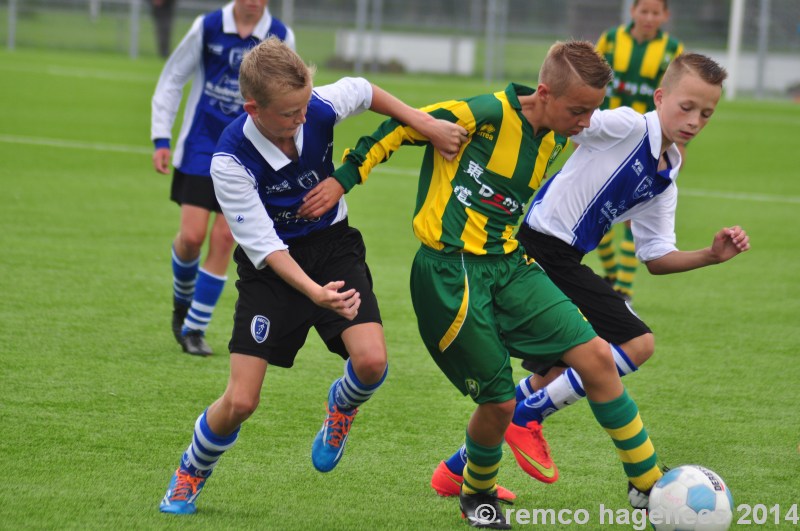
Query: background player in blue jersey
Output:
[[505, 54, 749, 492], [158, 37, 468, 515], [151, 0, 294, 357]]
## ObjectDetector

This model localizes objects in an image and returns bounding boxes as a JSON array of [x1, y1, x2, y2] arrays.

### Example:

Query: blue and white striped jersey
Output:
[[151, 2, 294, 176], [210, 77, 373, 269], [523, 107, 682, 262]]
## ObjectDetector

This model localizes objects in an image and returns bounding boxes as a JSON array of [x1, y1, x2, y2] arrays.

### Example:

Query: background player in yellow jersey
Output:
[[304, 41, 664, 529], [595, 0, 683, 301]]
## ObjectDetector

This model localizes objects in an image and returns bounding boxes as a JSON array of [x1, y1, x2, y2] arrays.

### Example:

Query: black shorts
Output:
[[517, 224, 651, 375], [228, 220, 382, 367], [170, 169, 222, 212]]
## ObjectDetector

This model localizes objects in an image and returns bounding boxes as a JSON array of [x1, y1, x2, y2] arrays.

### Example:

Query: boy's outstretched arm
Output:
[[368, 84, 468, 161], [644, 226, 750, 275]]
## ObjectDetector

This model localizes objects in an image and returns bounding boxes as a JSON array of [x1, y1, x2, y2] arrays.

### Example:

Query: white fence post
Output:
[[726, 0, 746, 101], [129, 0, 141, 59], [7, 0, 17, 50]]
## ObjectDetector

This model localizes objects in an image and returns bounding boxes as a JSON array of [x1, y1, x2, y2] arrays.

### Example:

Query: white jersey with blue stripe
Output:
[[210, 77, 373, 269], [523, 108, 682, 262], [150, 2, 295, 176]]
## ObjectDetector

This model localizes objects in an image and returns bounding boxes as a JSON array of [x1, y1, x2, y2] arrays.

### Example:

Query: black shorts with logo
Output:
[[228, 220, 382, 367], [170, 169, 222, 212], [517, 224, 651, 376]]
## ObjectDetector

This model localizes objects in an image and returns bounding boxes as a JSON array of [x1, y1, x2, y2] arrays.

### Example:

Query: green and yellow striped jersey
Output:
[[596, 23, 684, 113], [332, 83, 568, 256]]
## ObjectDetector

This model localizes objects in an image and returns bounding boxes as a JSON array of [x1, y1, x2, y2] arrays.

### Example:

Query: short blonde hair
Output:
[[660, 53, 727, 92], [539, 40, 613, 96], [239, 37, 316, 107]]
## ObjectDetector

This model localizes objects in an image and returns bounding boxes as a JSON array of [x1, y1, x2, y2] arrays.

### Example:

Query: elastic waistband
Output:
[[518, 224, 583, 258], [284, 218, 349, 247], [417, 244, 518, 264]]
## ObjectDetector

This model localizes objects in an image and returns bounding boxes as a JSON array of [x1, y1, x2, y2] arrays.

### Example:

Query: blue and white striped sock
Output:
[[515, 376, 536, 402], [182, 268, 226, 335], [331, 359, 387, 411], [445, 445, 468, 475], [171, 246, 199, 307], [180, 410, 239, 478], [514, 345, 638, 425]]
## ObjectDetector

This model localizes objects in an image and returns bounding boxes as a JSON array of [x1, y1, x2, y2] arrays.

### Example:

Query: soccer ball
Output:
[[648, 465, 734, 531]]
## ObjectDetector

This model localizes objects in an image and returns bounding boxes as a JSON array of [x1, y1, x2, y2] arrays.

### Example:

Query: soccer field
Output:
[[1, 48, 799, 530]]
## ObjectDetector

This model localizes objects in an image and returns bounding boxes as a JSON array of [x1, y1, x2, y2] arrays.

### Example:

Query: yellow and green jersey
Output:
[[332, 83, 569, 256], [596, 23, 683, 113]]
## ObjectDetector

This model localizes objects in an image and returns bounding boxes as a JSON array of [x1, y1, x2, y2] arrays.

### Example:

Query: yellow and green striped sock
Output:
[[588, 389, 662, 492], [461, 433, 502, 495], [597, 228, 618, 280], [615, 225, 637, 297]]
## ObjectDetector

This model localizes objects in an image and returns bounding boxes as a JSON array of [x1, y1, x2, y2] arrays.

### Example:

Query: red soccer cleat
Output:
[[430, 460, 517, 502], [504, 420, 558, 484]]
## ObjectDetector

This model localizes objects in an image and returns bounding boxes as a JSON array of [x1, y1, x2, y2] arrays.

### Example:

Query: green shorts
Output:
[[410, 245, 596, 404]]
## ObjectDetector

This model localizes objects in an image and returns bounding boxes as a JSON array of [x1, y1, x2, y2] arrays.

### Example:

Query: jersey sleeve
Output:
[[150, 15, 204, 144], [630, 184, 678, 262], [571, 107, 641, 151], [283, 26, 297, 51], [331, 99, 469, 192], [210, 153, 288, 269], [312, 77, 373, 124]]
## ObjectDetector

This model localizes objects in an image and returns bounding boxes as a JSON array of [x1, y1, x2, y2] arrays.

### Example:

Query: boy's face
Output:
[[541, 83, 606, 137], [630, 0, 669, 40], [245, 83, 313, 143], [234, 0, 268, 19], [655, 71, 721, 146]]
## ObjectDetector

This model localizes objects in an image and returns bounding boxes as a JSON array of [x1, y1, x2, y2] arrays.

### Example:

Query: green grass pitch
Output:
[[1, 47, 799, 530]]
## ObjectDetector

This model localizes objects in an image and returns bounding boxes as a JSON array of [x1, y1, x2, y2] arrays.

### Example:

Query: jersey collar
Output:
[[243, 115, 303, 170], [505, 83, 552, 139], [222, 2, 273, 40], [644, 111, 682, 180]]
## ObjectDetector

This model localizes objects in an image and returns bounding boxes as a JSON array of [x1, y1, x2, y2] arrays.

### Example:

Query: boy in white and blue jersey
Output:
[[504, 54, 749, 493], [159, 38, 467, 515], [151, 0, 294, 357]]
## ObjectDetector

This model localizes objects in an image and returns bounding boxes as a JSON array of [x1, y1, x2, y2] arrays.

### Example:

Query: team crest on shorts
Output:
[[465, 378, 480, 399], [250, 315, 270, 343]]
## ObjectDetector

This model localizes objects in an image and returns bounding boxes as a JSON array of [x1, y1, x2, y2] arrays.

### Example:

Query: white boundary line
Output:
[[0, 134, 151, 155], [1, 133, 799, 205]]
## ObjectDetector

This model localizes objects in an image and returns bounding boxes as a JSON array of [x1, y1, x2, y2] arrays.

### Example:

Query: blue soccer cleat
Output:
[[311, 380, 358, 472], [159, 468, 207, 514]]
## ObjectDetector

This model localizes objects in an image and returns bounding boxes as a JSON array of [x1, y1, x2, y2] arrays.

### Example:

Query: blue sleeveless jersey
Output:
[[215, 94, 341, 241]]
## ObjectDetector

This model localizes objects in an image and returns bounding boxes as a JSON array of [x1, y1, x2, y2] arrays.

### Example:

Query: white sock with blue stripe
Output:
[[171, 246, 199, 307], [180, 410, 239, 478], [331, 359, 387, 412], [514, 344, 638, 424], [182, 268, 226, 336]]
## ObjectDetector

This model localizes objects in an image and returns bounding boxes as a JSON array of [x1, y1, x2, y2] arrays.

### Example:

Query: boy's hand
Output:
[[313, 281, 361, 320], [297, 177, 345, 219], [711, 226, 750, 263], [153, 148, 171, 174], [422, 118, 468, 161]]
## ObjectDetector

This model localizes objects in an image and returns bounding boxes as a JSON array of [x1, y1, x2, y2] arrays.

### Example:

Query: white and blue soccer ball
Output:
[[648, 465, 734, 531]]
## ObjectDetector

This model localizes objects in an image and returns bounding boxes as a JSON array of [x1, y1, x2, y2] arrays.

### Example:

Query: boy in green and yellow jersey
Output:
[[595, 0, 683, 300], [300, 41, 664, 529]]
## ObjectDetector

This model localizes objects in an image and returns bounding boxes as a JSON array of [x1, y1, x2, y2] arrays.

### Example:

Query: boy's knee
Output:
[[351, 354, 387, 385], [178, 229, 206, 251], [224, 393, 260, 422], [622, 333, 655, 366]]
